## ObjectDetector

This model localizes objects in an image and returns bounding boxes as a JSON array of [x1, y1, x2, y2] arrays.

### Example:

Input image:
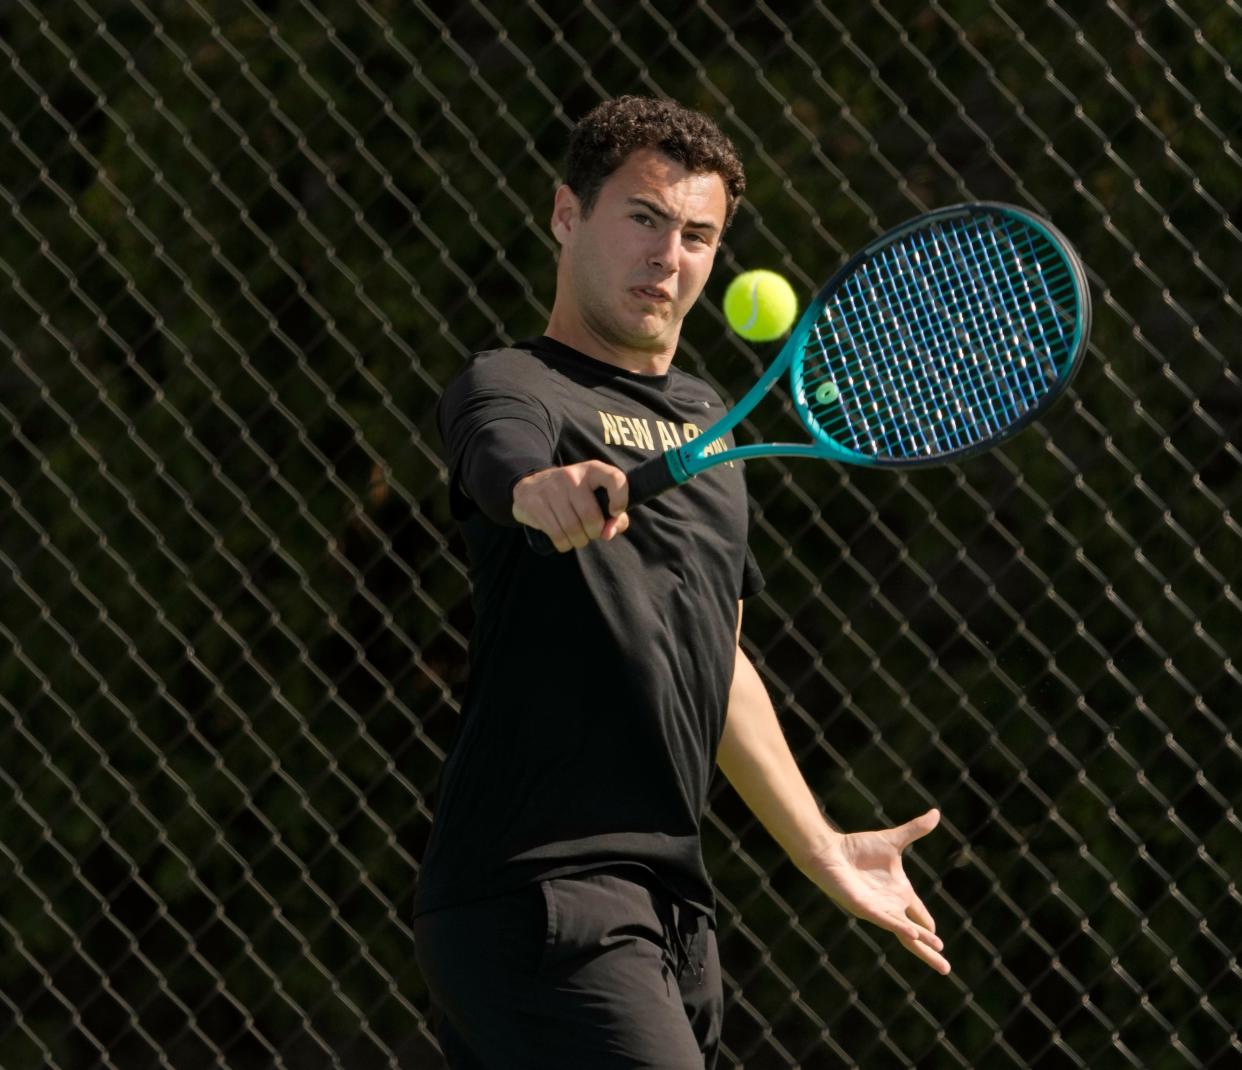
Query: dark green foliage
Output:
[[1, 2, 1238, 1066]]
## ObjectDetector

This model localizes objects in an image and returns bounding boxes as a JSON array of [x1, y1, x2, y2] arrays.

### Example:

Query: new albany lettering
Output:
[[597, 410, 731, 461]]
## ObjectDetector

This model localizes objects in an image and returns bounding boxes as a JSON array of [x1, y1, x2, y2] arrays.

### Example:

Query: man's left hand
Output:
[[804, 808, 951, 975]]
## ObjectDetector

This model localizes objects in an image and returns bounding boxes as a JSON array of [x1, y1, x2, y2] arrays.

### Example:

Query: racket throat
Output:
[[665, 447, 693, 485]]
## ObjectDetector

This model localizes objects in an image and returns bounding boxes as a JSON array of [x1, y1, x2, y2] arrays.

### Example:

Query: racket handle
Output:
[[522, 452, 681, 555], [624, 452, 681, 508]]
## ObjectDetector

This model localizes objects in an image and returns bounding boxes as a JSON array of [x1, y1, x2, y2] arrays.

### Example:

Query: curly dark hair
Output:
[[565, 95, 746, 229]]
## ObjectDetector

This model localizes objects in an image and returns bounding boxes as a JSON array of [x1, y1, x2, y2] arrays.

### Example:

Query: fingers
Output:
[[584, 463, 630, 543], [593, 463, 630, 526], [869, 907, 949, 975], [511, 461, 629, 552], [896, 924, 952, 975], [872, 904, 943, 955], [547, 493, 596, 551], [512, 473, 589, 552], [893, 808, 940, 850], [601, 511, 631, 540], [831, 808, 947, 974], [905, 891, 936, 935], [889, 811, 947, 971]]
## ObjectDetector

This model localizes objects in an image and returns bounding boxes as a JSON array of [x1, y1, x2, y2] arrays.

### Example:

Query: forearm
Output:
[[716, 646, 840, 871]]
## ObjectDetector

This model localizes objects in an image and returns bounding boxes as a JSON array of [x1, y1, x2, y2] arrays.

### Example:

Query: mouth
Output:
[[632, 286, 673, 307]]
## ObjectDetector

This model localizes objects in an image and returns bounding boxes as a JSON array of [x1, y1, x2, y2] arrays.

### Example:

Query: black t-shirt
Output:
[[415, 336, 764, 917]]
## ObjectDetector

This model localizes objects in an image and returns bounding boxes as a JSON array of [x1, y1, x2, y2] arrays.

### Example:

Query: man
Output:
[[414, 95, 949, 1069]]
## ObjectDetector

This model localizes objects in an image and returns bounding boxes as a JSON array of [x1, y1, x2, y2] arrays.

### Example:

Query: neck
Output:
[[545, 300, 676, 377]]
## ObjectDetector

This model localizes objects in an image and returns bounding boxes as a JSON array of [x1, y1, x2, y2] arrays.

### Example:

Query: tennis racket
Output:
[[526, 201, 1090, 553]]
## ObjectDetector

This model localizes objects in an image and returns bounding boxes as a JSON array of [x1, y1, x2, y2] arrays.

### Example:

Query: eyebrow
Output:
[[627, 196, 719, 234]]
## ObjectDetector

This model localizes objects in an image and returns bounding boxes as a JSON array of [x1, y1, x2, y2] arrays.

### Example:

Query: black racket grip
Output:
[[623, 452, 680, 509], [522, 453, 680, 555]]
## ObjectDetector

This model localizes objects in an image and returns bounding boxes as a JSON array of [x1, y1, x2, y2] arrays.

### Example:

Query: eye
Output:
[[632, 213, 654, 226]]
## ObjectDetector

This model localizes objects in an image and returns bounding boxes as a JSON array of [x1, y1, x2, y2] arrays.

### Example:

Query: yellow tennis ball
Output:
[[723, 270, 798, 342]]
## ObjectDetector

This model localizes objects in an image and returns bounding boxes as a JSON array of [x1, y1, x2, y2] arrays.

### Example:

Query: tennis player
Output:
[[414, 95, 949, 1069]]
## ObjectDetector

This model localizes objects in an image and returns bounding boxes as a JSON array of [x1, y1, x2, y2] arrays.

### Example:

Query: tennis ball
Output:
[[723, 270, 798, 342]]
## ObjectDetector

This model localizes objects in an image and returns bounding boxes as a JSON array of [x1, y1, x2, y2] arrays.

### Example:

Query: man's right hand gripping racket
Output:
[[526, 202, 1091, 553]]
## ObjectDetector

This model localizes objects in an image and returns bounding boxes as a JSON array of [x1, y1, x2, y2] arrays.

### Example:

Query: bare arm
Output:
[[717, 603, 951, 974], [716, 640, 840, 870]]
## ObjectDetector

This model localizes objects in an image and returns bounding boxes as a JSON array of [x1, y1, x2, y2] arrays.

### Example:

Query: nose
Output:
[[647, 228, 680, 273]]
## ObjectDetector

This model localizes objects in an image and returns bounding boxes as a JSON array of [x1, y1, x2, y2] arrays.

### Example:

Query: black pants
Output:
[[413, 867, 722, 1068]]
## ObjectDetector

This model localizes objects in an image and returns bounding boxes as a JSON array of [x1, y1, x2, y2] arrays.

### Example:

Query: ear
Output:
[[550, 184, 580, 245]]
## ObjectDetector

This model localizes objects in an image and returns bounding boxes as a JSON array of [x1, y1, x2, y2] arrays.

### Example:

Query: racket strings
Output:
[[928, 225, 1053, 428], [862, 237, 1015, 450], [810, 220, 1070, 454], [816, 225, 1054, 450], [800, 214, 1078, 459]]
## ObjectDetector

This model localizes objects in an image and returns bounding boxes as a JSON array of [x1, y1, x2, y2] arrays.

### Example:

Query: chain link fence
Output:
[[1, 1, 1239, 1067]]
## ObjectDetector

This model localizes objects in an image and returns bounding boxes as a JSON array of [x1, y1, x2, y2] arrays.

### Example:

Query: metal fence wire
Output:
[[1, 1, 1240, 1067]]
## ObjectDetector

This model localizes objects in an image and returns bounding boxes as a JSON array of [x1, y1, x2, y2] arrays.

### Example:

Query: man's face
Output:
[[552, 148, 728, 354]]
